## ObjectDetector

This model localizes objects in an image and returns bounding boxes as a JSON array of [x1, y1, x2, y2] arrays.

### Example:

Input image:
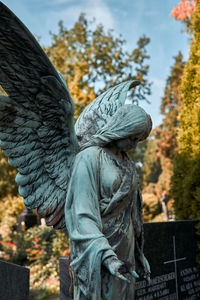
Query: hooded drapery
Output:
[[65, 105, 152, 300]]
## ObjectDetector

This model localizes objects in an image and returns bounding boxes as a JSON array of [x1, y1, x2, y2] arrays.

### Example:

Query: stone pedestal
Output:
[[0, 259, 29, 300]]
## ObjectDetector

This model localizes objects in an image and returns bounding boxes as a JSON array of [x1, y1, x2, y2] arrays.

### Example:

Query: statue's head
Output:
[[81, 104, 152, 151]]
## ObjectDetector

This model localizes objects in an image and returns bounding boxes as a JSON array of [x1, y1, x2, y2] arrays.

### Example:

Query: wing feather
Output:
[[3, 145, 42, 159], [15, 169, 44, 186]]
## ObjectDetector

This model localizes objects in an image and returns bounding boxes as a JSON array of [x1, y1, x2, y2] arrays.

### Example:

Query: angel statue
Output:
[[0, 2, 151, 300]]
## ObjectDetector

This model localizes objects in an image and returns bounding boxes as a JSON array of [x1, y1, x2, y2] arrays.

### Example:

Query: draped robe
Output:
[[65, 145, 145, 300]]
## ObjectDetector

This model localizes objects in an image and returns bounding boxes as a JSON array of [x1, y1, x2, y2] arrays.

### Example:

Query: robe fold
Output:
[[65, 146, 145, 300]]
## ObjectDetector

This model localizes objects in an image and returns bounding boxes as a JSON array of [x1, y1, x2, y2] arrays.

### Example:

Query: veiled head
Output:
[[81, 104, 152, 150]]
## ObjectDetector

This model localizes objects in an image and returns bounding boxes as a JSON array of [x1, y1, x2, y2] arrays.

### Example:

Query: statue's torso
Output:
[[97, 147, 137, 299]]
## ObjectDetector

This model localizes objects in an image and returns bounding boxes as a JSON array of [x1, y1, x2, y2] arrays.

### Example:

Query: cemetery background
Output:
[[0, 1, 200, 299]]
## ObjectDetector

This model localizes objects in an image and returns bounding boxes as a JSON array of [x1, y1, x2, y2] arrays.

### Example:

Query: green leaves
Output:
[[171, 2, 200, 222]]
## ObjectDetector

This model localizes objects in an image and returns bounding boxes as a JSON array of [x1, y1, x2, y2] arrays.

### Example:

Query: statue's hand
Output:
[[142, 255, 151, 283], [103, 256, 139, 283]]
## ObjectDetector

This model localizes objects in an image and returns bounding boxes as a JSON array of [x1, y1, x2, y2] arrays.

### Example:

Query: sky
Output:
[[2, 0, 190, 128]]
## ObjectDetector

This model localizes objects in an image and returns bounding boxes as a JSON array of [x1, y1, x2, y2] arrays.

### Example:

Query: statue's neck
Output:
[[104, 146, 126, 160]]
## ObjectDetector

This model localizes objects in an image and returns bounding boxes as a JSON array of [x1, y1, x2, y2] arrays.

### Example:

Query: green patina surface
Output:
[[0, 2, 151, 299]]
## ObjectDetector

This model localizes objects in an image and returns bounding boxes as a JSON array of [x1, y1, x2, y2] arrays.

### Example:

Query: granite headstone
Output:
[[17, 208, 38, 231], [59, 220, 200, 300], [0, 259, 29, 300], [136, 220, 200, 300], [59, 257, 72, 300]]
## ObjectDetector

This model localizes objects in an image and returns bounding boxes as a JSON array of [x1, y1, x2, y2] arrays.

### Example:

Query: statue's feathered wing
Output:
[[0, 2, 79, 228]]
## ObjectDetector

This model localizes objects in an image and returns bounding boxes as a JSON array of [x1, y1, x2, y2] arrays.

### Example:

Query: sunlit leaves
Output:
[[45, 14, 151, 118], [171, 1, 200, 222]]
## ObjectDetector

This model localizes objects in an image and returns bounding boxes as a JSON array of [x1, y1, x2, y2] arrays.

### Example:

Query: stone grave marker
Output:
[[59, 257, 72, 300], [0, 259, 29, 300], [17, 207, 38, 231], [136, 220, 200, 300], [59, 220, 200, 300]]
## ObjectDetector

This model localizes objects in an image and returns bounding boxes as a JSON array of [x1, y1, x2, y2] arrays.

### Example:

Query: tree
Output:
[[171, 2, 200, 224], [142, 137, 162, 188], [143, 53, 184, 193], [154, 52, 185, 196], [0, 87, 18, 199], [0, 151, 18, 199], [141, 53, 185, 221], [158, 53, 185, 159], [45, 14, 151, 118]]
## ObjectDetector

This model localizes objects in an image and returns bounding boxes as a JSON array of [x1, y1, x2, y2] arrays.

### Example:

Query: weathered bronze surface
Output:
[[0, 2, 152, 299]]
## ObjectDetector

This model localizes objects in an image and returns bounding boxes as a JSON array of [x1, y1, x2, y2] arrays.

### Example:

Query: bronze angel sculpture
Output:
[[0, 2, 151, 299]]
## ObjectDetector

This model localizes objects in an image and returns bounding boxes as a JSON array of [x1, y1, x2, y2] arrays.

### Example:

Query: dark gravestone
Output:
[[59, 257, 72, 300], [59, 221, 200, 300], [17, 208, 38, 231], [0, 259, 29, 300], [136, 220, 200, 300]]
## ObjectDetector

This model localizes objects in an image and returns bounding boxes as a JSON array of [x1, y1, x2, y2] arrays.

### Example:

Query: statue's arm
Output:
[[65, 147, 114, 248], [135, 188, 151, 281]]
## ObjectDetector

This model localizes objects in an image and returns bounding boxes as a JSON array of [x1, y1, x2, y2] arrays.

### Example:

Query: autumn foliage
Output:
[[45, 15, 151, 119], [141, 53, 185, 221], [171, 0, 198, 20], [0, 223, 69, 299], [171, 1, 200, 225]]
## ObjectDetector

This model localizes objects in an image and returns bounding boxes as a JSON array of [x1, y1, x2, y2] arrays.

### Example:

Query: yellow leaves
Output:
[[178, 44, 200, 156], [171, 2, 200, 225], [0, 150, 18, 198], [177, 2, 200, 157], [44, 15, 151, 118], [0, 85, 7, 95], [179, 101, 200, 155], [29, 263, 59, 294], [0, 195, 24, 239]]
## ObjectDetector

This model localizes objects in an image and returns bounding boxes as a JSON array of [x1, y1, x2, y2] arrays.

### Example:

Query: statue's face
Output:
[[115, 136, 138, 152]]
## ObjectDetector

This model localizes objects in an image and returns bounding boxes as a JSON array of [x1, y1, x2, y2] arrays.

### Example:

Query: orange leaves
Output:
[[0, 240, 16, 251], [171, 0, 198, 20], [26, 239, 44, 262], [62, 248, 70, 256]]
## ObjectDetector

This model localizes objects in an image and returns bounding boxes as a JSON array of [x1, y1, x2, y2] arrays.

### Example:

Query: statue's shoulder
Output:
[[79, 146, 101, 155], [71, 146, 102, 174], [75, 146, 102, 162]]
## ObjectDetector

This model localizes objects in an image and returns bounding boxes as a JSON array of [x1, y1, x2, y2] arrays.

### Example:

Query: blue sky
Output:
[[3, 0, 190, 128]]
